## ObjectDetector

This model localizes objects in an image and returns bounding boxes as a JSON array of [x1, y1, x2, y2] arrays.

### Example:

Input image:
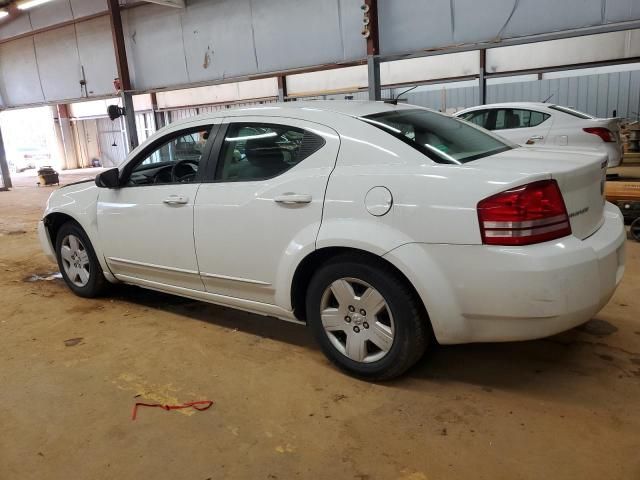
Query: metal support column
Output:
[[55, 105, 79, 169], [150, 92, 165, 130], [0, 127, 11, 190], [277, 76, 288, 102], [121, 92, 138, 151], [367, 55, 381, 101], [108, 0, 138, 149], [479, 49, 487, 105], [364, 0, 381, 101]]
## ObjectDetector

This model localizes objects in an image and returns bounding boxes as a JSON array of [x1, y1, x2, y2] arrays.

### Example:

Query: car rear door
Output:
[[193, 116, 340, 306]]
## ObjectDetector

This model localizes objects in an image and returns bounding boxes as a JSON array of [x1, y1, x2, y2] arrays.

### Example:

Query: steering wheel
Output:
[[171, 159, 199, 183], [152, 166, 173, 184]]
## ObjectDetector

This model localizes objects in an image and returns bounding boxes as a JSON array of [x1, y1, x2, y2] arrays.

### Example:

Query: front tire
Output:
[[55, 222, 108, 298], [306, 254, 430, 380]]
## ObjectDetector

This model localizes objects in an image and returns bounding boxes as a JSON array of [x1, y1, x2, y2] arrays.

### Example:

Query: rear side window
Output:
[[460, 110, 490, 128], [216, 123, 325, 181], [362, 109, 511, 164], [493, 109, 550, 130], [549, 105, 594, 119]]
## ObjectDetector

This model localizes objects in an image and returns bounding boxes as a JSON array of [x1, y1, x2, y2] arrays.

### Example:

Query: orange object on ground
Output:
[[131, 400, 214, 420]]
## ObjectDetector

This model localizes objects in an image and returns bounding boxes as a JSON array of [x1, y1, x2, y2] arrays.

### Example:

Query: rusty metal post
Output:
[[277, 76, 288, 102], [364, 0, 379, 56], [0, 127, 11, 190], [150, 92, 165, 130], [107, 0, 138, 150], [364, 0, 381, 101], [479, 49, 487, 105]]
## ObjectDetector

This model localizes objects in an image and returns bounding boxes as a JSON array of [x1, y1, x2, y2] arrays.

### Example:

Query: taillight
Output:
[[583, 127, 615, 142], [477, 180, 571, 246]]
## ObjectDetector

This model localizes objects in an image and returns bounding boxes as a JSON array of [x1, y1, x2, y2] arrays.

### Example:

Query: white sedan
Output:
[[454, 102, 623, 167], [38, 101, 626, 380]]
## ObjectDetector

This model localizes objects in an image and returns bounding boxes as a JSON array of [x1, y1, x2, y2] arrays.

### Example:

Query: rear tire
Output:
[[306, 253, 430, 380], [55, 221, 108, 298]]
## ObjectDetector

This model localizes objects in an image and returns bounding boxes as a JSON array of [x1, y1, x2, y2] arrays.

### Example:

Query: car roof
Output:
[[238, 100, 422, 117], [167, 100, 423, 127], [126, 100, 431, 161]]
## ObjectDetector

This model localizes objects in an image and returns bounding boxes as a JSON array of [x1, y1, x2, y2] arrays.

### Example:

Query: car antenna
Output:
[[384, 85, 418, 105], [542, 93, 554, 103]]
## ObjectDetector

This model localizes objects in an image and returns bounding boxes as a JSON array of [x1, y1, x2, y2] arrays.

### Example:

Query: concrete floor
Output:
[[1, 169, 639, 480]]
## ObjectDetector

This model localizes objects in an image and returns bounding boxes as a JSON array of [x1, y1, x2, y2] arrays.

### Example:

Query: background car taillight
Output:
[[583, 127, 615, 142], [477, 180, 572, 246]]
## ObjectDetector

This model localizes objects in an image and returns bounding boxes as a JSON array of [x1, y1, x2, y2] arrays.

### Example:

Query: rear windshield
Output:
[[361, 109, 512, 164], [549, 105, 594, 119]]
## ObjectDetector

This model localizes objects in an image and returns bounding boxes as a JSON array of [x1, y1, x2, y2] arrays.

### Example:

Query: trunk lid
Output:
[[474, 147, 607, 240]]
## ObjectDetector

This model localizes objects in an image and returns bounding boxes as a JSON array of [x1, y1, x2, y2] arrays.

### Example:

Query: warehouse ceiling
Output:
[[0, 0, 639, 108]]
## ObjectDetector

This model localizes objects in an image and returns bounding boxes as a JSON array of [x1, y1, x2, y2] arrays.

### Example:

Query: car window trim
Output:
[[199, 122, 228, 183], [119, 123, 221, 188]]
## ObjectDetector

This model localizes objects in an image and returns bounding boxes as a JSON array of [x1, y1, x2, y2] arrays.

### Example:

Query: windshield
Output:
[[361, 109, 512, 164]]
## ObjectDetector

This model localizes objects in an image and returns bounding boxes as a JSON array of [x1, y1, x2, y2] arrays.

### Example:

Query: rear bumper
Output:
[[604, 143, 622, 168], [385, 202, 626, 344], [38, 220, 56, 263]]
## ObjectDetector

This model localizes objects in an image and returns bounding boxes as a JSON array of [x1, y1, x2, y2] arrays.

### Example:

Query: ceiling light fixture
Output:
[[17, 0, 55, 11]]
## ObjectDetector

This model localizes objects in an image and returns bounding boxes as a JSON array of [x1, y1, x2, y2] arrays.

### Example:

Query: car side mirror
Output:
[[95, 168, 120, 188]]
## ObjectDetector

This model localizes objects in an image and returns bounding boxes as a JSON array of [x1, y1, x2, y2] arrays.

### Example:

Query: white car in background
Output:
[[38, 101, 625, 380], [454, 102, 623, 167]]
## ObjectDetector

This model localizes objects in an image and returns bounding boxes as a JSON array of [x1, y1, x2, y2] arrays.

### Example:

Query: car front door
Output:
[[97, 120, 220, 291], [194, 117, 340, 307]]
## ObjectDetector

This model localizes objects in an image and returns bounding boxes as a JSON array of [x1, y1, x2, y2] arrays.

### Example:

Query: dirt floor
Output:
[[1, 169, 639, 480]]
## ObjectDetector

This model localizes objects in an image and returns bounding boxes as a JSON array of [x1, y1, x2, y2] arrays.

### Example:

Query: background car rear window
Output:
[[549, 105, 594, 119], [362, 109, 511, 164], [216, 123, 325, 181]]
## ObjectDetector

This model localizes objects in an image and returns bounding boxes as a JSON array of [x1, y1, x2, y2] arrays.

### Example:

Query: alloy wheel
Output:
[[60, 234, 91, 287], [320, 277, 395, 363]]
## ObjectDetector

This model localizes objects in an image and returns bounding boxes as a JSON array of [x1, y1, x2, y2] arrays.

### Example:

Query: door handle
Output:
[[273, 193, 312, 204], [163, 194, 189, 205], [525, 135, 544, 145]]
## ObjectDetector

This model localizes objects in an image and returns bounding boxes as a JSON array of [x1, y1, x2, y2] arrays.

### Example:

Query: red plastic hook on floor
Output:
[[131, 400, 214, 420]]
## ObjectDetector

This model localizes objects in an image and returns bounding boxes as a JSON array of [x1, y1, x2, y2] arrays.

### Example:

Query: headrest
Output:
[[245, 138, 285, 166], [505, 111, 519, 128]]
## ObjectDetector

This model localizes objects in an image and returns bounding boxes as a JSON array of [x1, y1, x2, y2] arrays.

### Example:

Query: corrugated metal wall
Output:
[[485, 71, 640, 119], [378, 0, 640, 56], [291, 69, 640, 120], [405, 86, 480, 112], [399, 70, 640, 119]]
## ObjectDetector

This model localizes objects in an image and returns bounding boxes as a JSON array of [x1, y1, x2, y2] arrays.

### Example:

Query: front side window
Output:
[[361, 109, 512, 164], [127, 128, 211, 186], [216, 123, 325, 181]]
